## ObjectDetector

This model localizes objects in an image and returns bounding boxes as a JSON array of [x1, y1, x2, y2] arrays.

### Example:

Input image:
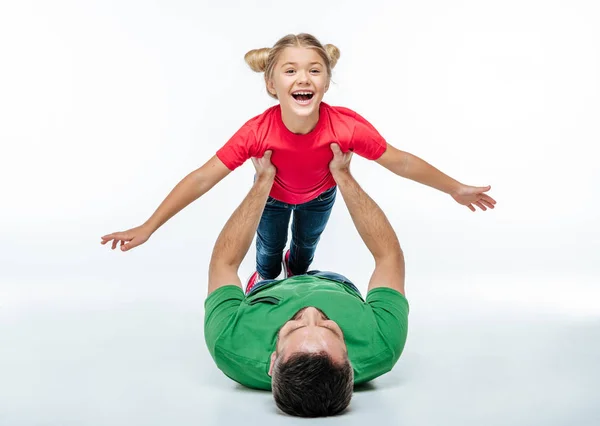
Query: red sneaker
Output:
[[283, 249, 294, 278], [245, 271, 264, 295]]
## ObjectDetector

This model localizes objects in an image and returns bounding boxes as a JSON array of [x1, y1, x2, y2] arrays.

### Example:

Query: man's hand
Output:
[[328, 143, 353, 174], [251, 150, 276, 181], [451, 185, 497, 212]]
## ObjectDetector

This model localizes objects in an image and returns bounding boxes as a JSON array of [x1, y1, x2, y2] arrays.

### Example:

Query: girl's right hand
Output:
[[101, 225, 153, 252]]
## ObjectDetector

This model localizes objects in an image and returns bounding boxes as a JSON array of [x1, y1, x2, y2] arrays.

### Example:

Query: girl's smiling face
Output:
[[267, 46, 329, 133]]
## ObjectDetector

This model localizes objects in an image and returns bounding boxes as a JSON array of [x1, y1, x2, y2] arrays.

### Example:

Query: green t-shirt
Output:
[[204, 275, 409, 390]]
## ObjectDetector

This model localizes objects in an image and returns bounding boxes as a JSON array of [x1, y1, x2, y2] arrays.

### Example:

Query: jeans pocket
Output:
[[266, 196, 278, 206], [316, 186, 337, 202]]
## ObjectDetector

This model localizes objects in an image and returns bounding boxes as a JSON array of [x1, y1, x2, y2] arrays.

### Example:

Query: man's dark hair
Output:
[[271, 351, 354, 417]]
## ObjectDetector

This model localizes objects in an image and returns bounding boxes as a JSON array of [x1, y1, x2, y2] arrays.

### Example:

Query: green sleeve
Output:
[[204, 285, 244, 356], [366, 287, 410, 363]]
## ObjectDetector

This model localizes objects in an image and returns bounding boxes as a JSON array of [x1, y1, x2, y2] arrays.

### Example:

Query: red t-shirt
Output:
[[216, 102, 388, 204]]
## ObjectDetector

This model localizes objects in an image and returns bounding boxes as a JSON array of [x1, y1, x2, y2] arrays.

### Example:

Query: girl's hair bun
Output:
[[324, 44, 340, 69], [244, 48, 271, 73]]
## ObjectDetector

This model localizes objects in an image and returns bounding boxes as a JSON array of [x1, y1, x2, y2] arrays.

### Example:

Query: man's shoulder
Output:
[[366, 286, 408, 301], [212, 344, 272, 391]]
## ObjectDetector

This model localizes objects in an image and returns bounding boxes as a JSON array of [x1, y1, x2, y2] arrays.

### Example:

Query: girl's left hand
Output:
[[451, 185, 497, 212]]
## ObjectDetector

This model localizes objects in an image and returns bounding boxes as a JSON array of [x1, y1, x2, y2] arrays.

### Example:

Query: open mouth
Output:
[[292, 91, 314, 104]]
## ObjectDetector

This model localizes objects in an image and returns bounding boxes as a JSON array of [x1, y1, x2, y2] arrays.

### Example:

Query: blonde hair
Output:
[[244, 33, 340, 99]]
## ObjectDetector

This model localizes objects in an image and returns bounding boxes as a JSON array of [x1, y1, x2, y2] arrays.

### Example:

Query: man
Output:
[[204, 144, 408, 417]]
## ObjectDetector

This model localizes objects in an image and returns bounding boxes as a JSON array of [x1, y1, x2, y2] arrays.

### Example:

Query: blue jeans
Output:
[[247, 270, 362, 298], [256, 186, 337, 279]]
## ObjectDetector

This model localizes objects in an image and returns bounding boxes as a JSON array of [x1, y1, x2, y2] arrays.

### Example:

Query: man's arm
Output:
[[207, 151, 275, 295], [376, 143, 496, 212], [329, 144, 405, 295]]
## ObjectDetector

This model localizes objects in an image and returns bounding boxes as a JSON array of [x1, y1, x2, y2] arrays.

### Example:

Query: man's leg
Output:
[[256, 198, 292, 279], [288, 186, 337, 275]]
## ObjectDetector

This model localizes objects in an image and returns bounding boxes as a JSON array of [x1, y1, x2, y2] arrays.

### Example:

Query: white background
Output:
[[1, 1, 598, 425]]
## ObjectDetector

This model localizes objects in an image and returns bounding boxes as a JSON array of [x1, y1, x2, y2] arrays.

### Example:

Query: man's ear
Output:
[[268, 351, 277, 376]]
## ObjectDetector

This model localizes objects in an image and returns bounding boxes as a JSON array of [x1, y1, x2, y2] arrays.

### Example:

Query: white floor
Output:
[[1, 270, 598, 426]]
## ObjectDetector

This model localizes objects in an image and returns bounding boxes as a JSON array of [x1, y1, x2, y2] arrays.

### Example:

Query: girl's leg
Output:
[[256, 197, 292, 279], [288, 186, 337, 275]]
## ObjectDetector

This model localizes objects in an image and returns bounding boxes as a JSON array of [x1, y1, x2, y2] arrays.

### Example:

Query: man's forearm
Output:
[[332, 169, 401, 261], [209, 175, 274, 269]]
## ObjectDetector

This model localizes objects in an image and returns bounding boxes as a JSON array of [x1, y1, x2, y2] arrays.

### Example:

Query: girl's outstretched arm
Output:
[[101, 155, 232, 251], [375, 143, 496, 212]]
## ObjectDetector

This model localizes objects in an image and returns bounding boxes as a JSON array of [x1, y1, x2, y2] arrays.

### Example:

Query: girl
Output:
[[101, 33, 496, 292]]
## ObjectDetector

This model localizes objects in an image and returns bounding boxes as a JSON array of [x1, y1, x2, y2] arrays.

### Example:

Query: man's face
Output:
[[269, 306, 347, 375]]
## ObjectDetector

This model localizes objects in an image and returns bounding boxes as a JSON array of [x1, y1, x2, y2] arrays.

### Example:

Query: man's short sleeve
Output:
[[216, 123, 259, 171], [204, 285, 244, 355], [349, 112, 388, 160], [366, 287, 409, 363]]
